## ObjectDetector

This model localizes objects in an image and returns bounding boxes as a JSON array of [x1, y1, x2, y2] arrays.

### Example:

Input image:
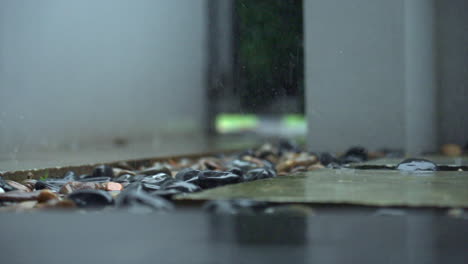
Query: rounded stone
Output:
[[396, 158, 437, 172], [67, 189, 114, 208]]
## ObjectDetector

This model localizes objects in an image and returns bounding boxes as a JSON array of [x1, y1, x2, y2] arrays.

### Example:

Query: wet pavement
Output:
[[1, 208, 467, 264]]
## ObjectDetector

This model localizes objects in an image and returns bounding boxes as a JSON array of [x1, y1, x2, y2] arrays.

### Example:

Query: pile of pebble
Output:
[[0, 141, 465, 213]]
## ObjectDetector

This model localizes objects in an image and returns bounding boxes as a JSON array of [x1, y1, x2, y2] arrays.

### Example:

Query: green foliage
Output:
[[39, 171, 49, 181]]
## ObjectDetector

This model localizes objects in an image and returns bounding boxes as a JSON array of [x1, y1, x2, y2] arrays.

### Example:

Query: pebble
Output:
[[230, 160, 259, 173], [37, 190, 59, 203], [113, 174, 134, 183], [307, 163, 325, 171], [320, 152, 340, 166], [0, 176, 16, 192], [68, 189, 114, 208], [396, 158, 438, 172], [112, 168, 136, 177], [63, 171, 77, 181], [138, 164, 172, 176], [59, 182, 100, 195], [116, 189, 174, 211], [150, 189, 181, 200], [6, 180, 31, 192], [197, 171, 241, 189], [341, 146, 368, 163], [141, 173, 172, 185], [101, 182, 123, 191], [35, 181, 61, 192], [141, 182, 162, 191], [162, 181, 200, 193], [441, 144, 462, 157], [0, 190, 42, 202], [175, 168, 200, 182], [78, 176, 111, 183], [37, 199, 76, 210], [92, 165, 115, 178], [22, 179, 37, 190], [243, 168, 276, 182]]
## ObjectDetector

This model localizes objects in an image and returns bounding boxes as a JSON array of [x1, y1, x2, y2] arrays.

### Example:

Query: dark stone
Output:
[[67, 189, 113, 208], [198, 171, 241, 189], [44, 178, 69, 187], [34, 181, 60, 192], [92, 165, 115, 178], [162, 181, 200, 193], [0, 176, 16, 192], [130, 174, 146, 182], [175, 168, 200, 182], [243, 168, 276, 182], [141, 182, 162, 192], [396, 158, 438, 172], [230, 160, 259, 173], [141, 173, 172, 185], [150, 189, 181, 200], [228, 167, 243, 176], [202, 199, 268, 214], [320, 152, 340, 166], [278, 139, 301, 153], [236, 149, 255, 159], [78, 176, 111, 183], [138, 165, 172, 176], [341, 146, 368, 163], [116, 189, 174, 211], [113, 174, 134, 183], [63, 171, 77, 181]]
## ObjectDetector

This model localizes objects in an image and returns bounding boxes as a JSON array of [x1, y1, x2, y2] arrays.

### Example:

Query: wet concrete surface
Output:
[[1, 208, 467, 264], [179, 169, 468, 208]]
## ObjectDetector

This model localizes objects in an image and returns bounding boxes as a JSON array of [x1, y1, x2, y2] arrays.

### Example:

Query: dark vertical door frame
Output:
[[205, 0, 236, 135]]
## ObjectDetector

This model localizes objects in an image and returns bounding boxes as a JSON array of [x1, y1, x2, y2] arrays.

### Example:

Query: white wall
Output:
[[0, 0, 207, 153], [305, 0, 407, 152], [305, 0, 467, 153]]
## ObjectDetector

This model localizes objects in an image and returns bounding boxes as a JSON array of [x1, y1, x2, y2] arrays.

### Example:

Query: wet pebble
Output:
[[37, 190, 59, 203], [243, 168, 276, 182], [150, 189, 181, 200], [68, 189, 113, 209], [116, 189, 174, 212], [320, 152, 340, 166], [162, 180, 200, 193], [5, 180, 31, 192], [138, 164, 172, 177], [63, 171, 77, 181], [78, 176, 111, 183], [175, 168, 200, 182], [59, 182, 100, 195], [141, 173, 172, 185], [341, 146, 368, 163], [197, 171, 241, 189], [141, 182, 162, 191], [35, 181, 61, 192], [396, 158, 437, 172], [92, 165, 114, 178], [0, 176, 16, 192], [113, 174, 134, 183], [230, 160, 259, 173], [0, 190, 42, 202]]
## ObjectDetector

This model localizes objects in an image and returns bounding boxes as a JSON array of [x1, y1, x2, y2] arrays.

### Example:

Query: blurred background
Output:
[[0, 0, 467, 171]]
